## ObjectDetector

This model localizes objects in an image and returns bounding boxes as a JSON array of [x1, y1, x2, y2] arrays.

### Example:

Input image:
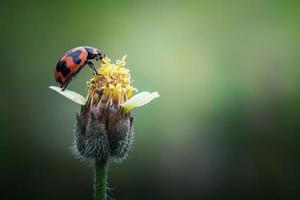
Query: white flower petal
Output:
[[122, 91, 159, 112], [49, 86, 86, 105], [133, 92, 160, 107], [124, 91, 150, 105]]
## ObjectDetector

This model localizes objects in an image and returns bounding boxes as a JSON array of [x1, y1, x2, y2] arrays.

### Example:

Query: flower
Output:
[[49, 55, 159, 161], [49, 55, 159, 112]]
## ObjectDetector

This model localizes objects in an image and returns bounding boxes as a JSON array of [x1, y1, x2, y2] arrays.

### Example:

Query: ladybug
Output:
[[55, 46, 105, 90]]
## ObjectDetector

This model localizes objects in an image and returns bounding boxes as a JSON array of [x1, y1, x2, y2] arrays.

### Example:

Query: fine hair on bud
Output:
[[72, 103, 134, 162]]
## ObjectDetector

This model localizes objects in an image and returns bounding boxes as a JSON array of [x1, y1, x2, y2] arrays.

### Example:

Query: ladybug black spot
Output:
[[56, 61, 71, 77], [67, 49, 82, 64]]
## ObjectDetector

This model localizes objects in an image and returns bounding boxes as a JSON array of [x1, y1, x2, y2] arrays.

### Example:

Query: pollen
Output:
[[87, 55, 136, 107]]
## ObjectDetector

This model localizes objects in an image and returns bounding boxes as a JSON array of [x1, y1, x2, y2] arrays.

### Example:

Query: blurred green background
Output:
[[1, 0, 300, 199]]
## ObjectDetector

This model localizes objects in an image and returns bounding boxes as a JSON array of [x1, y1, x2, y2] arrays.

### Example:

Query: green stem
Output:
[[94, 159, 108, 200]]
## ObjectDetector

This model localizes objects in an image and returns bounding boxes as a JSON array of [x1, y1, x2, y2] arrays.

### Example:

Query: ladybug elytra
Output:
[[55, 46, 105, 90]]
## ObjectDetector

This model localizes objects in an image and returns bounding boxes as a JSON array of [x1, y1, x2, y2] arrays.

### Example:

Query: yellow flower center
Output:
[[87, 56, 136, 106]]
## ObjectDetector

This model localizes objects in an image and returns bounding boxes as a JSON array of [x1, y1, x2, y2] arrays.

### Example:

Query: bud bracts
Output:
[[74, 104, 134, 162]]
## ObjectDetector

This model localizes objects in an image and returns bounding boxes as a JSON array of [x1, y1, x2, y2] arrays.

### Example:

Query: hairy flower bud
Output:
[[74, 103, 134, 162]]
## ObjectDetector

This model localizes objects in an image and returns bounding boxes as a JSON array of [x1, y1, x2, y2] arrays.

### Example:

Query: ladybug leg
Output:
[[86, 61, 99, 75], [61, 84, 67, 91], [61, 79, 71, 91]]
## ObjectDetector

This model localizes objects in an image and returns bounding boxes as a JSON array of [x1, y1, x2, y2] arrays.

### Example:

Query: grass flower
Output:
[[49, 55, 159, 200], [50, 55, 159, 111]]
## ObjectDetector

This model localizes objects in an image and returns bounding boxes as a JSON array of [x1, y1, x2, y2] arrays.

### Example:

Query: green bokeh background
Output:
[[1, 0, 300, 199]]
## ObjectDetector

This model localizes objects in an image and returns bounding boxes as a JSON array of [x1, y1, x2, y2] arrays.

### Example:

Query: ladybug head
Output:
[[95, 51, 106, 62], [84, 46, 106, 61]]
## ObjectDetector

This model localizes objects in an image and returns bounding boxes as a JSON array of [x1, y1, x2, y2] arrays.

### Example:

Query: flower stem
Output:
[[94, 159, 108, 200]]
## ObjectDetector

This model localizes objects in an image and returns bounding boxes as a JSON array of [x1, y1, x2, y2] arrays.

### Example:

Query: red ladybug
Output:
[[55, 46, 105, 90]]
